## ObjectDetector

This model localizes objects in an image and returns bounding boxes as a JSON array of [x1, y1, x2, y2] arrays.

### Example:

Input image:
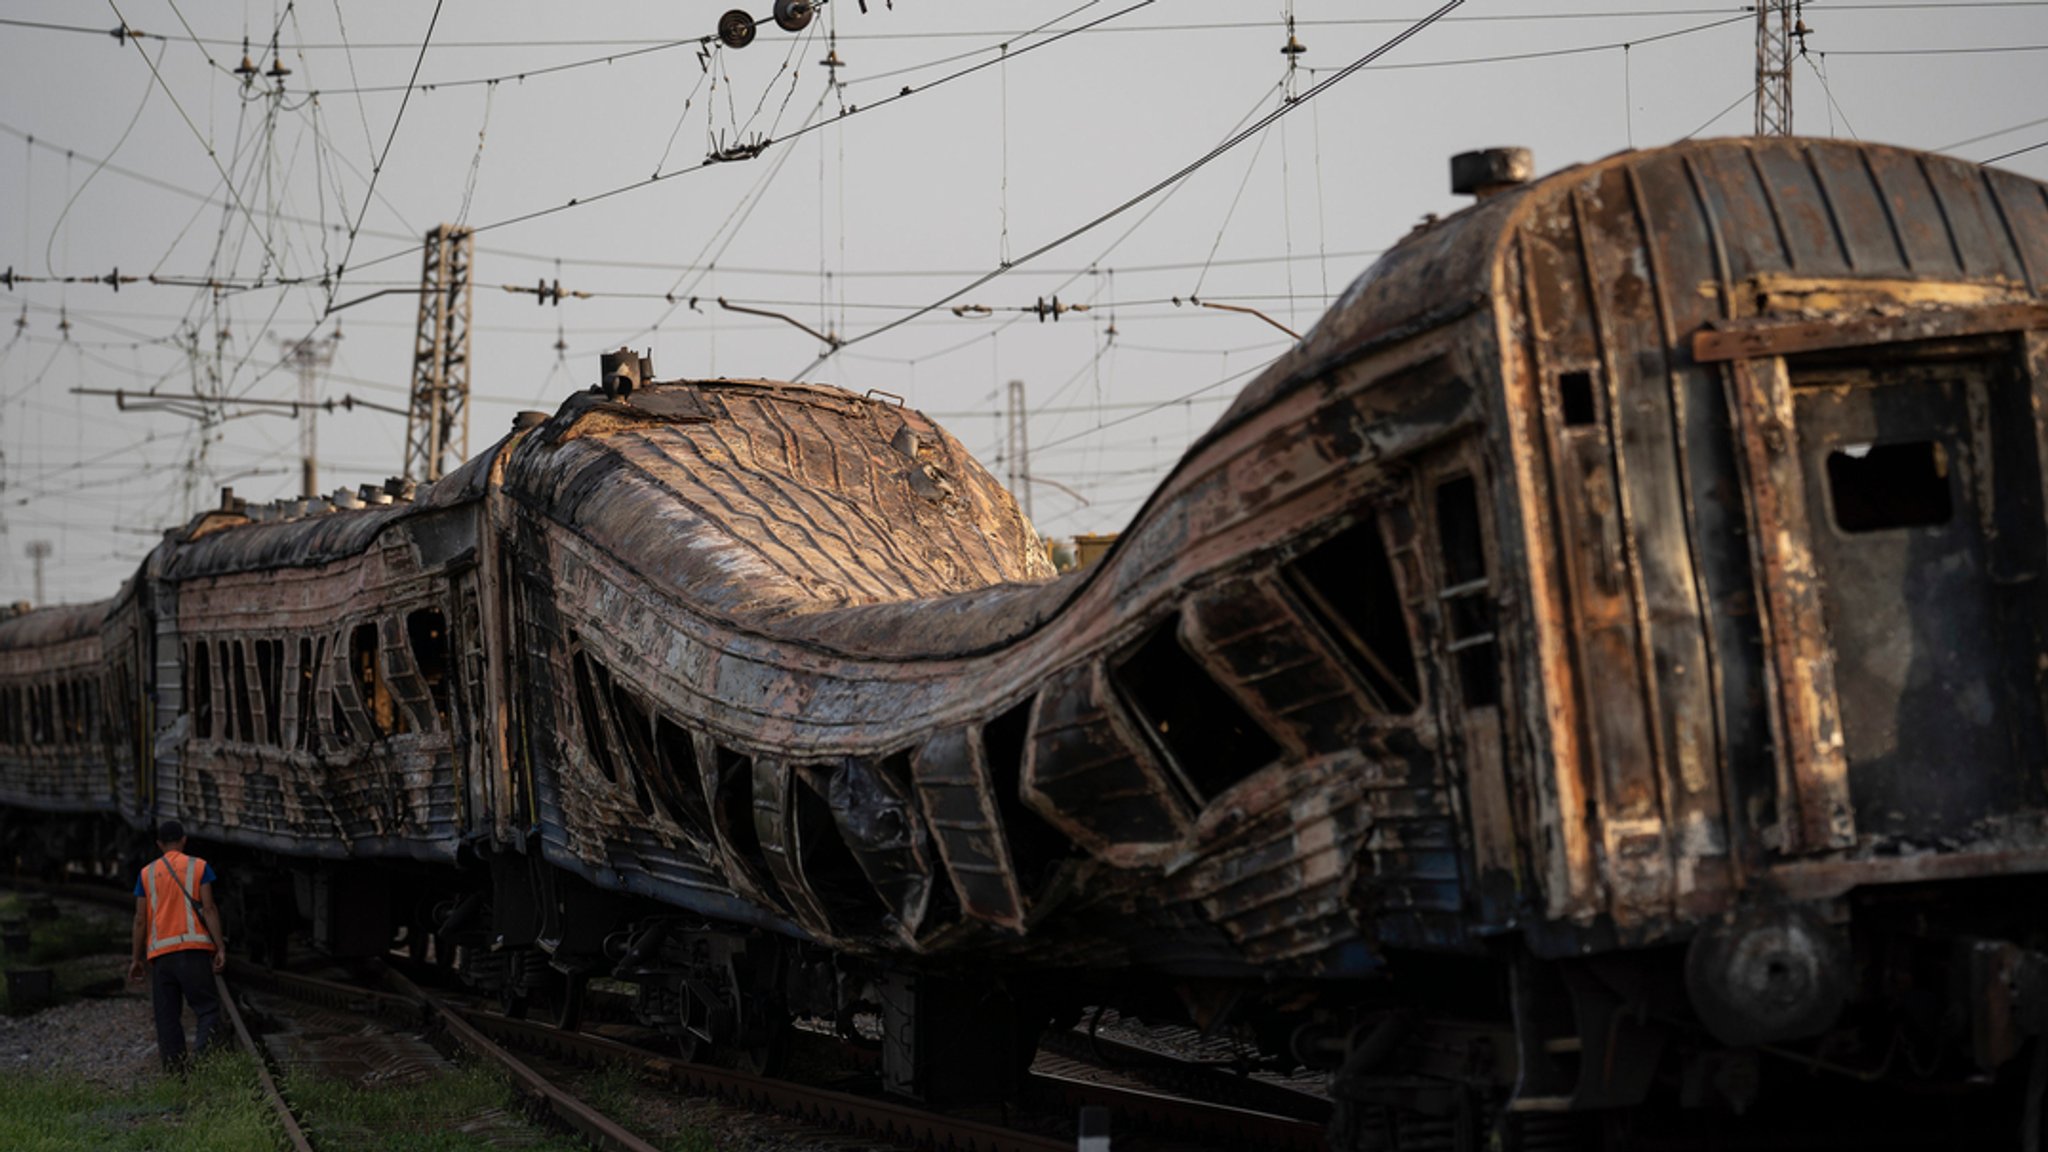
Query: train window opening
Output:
[[570, 649, 622, 787], [654, 717, 716, 840], [350, 624, 394, 738], [405, 609, 452, 728], [56, 681, 72, 745], [191, 643, 213, 739], [255, 639, 282, 745], [876, 748, 957, 926], [85, 680, 100, 744], [712, 746, 784, 908], [606, 679, 661, 819], [329, 696, 356, 748], [983, 697, 1066, 891], [1286, 514, 1423, 713], [1558, 369, 1598, 427], [296, 638, 321, 754], [1827, 440, 1953, 533], [230, 640, 256, 744], [1110, 614, 1283, 804], [794, 768, 890, 932], [1436, 474, 1501, 709], [215, 642, 232, 740]]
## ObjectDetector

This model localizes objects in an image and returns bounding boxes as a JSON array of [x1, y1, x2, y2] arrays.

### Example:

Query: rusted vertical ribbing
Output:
[[1572, 172, 1736, 914], [1725, 356, 1853, 852], [1518, 206, 1666, 920], [1568, 184, 1683, 924], [1627, 159, 1745, 893], [1682, 150, 1792, 874], [1499, 236, 1601, 921]]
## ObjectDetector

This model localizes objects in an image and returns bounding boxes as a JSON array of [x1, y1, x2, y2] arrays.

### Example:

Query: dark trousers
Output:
[[149, 949, 220, 1070]]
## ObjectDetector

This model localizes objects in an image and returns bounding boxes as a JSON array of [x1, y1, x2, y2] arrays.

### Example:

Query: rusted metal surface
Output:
[[1694, 300, 2048, 362]]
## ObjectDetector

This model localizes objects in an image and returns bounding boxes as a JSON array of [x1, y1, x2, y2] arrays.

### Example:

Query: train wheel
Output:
[[728, 1016, 789, 1078]]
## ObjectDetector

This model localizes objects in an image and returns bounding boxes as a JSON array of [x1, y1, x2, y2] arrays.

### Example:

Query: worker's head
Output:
[[155, 819, 186, 851]]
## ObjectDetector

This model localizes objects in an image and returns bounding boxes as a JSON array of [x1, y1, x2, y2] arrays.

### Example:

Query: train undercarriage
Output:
[[12, 809, 2048, 1150]]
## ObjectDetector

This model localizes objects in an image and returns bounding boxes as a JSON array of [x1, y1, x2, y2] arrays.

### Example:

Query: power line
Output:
[[326, 0, 444, 314], [1984, 138, 2048, 165], [12, 6, 2048, 50], [798, 1, 1468, 374]]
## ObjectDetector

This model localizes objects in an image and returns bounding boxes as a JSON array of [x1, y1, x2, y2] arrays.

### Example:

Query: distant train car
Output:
[[5, 136, 2048, 1147]]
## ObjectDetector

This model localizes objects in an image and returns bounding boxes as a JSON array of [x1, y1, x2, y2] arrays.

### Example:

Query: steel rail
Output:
[[1038, 1025, 1334, 1124], [378, 965, 665, 1152], [227, 957, 1324, 1151], [1025, 1067, 1330, 1152], [445, 1007, 1073, 1152], [214, 971, 317, 1152]]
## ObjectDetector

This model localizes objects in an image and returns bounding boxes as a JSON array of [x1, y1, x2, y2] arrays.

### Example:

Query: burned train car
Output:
[[4, 135, 2048, 1144]]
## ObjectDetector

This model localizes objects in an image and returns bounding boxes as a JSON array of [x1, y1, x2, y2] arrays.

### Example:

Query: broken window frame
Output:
[[331, 627, 376, 745], [1106, 610, 1285, 806], [229, 638, 256, 744], [254, 638, 282, 746], [402, 608, 455, 731], [189, 642, 214, 741], [1282, 507, 1426, 716], [568, 642, 624, 789], [1432, 469, 1503, 711], [652, 713, 717, 842], [379, 614, 438, 735]]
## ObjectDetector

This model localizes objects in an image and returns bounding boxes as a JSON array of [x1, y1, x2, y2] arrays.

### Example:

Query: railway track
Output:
[[229, 957, 1329, 1151], [213, 969, 317, 1152], [10, 878, 1329, 1149]]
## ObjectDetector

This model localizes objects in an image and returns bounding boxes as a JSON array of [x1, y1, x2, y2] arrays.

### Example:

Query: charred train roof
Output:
[[1218, 135, 2048, 435], [159, 445, 497, 581], [0, 601, 110, 652], [505, 378, 1056, 639]]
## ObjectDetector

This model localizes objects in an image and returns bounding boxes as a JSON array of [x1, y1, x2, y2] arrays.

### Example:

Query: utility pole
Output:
[[24, 540, 49, 605], [1755, 1, 1809, 137], [274, 327, 341, 498], [404, 224, 475, 484], [1005, 379, 1032, 522]]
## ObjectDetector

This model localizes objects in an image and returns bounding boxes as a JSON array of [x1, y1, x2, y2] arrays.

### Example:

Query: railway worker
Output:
[[125, 819, 227, 1072]]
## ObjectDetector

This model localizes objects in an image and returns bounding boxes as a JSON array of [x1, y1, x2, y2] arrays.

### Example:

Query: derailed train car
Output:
[[5, 135, 2048, 1146]]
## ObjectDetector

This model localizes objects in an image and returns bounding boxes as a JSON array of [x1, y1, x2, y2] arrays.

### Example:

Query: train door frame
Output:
[[1698, 303, 2048, 862]]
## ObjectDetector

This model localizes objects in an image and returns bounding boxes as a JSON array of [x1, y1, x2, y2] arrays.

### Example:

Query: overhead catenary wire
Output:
[[325, 0, 445, 314], [12, 5, 2048, 50], [793, 1, 1470, 376]]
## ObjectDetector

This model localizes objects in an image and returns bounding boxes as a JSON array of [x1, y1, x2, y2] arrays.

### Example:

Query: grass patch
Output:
[[0, 1049, 279, 1152], [288, 1064, 586, 1152], [574, 1066, 717, 1152]]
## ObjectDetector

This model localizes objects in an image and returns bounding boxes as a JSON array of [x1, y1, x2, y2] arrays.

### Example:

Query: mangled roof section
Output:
[[507, 378, 1057, 629]]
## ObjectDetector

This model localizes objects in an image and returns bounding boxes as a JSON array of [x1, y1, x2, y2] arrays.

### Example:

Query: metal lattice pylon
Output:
[[1005, 379, 1031, 522], [404, 224, 474, 483], [1754, 1, 1795, 137]]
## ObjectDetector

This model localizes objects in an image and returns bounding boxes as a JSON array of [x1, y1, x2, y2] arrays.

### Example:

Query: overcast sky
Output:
[[0, 1, 2042, 603]]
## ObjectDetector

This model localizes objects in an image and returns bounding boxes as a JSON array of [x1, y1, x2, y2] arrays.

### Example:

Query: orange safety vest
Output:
[[141, 850, 215, 960]]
